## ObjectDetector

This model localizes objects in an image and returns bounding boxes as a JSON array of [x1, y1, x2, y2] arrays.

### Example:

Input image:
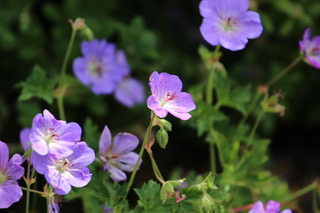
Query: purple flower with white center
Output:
[[299, 28, 320, 69], [48, 195, 60, 213], [29, 109, 82, 158], [99, 125, 141, 182], [147, 71, 196, 120], [249, 200, 292, 213], [199, 0, 263, 51], [0, 141, 24, 209], [73, 39, 129, 94], [115, 77, 145, 108], [33, 142, 94, 195]]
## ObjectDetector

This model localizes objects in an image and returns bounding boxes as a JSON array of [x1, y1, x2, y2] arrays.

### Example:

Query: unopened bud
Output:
[[156, 129, 169, 149], [81, 27, 94, 41], [69, 18, 85, 30], [159, 119, 172, 131]]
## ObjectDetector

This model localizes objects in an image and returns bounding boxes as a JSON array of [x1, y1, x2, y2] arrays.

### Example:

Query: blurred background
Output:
[[1, 0, 320, 212]]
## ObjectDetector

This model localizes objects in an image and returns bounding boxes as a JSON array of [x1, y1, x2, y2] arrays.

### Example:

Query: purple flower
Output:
[[115, 77, 145, 108], [249, 200, 292, 213], [104, 204, 112, 213], [99, 125, 141, 182], [0, 141, 24, 208], [73, 39, 129, 94], [29, 109, 82, 158], [33, 142, 94, 195], [199, 0, 263, 51], [299, 28, 320, 69], [20, 127, 31, 152], [48, 195, 60, 213], [147, 71, 196, 120]]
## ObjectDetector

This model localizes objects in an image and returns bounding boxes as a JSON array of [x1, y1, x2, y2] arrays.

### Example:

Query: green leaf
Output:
[[84, 117, 100, 151], [18, 65, 58, 104]]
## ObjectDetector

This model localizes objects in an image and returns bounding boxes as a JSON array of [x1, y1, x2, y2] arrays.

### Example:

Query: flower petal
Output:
[[0, 141, 9, 170], [0, 180, 23, 208], [45, 171, 71, 195], [147, 96, 169, 118], [249, 201, 265, 213], [117, 152, 141, 172], [112, 133, 139, 154], [6, 154, 24, 180], [66, 167, 92, 187], [19, 128, 32, 151], [99, 125, 112, 156], [115, 78, 145, 108], [265, 200, 280, 212], [108, 165, 127, 182], [69, 142, 95, 167], [241, 11, 263, 39]]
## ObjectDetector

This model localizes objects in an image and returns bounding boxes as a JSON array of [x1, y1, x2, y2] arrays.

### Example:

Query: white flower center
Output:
[[223, 17, 237, 31], [159, 91, 177, 107], [55, 159, 70, 173], [88, 60, 104, 77], [44, 128, 59, 145]]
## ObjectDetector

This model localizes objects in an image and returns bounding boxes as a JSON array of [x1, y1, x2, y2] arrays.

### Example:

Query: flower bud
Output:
[[159, 119, 172, 131], [81, 27, 94, 41], [156, 129, 169, 149]]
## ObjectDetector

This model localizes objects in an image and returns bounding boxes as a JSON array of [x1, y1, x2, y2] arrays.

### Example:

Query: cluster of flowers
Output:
[[249, 200, 292, 213], [73, 39, 145, 107]]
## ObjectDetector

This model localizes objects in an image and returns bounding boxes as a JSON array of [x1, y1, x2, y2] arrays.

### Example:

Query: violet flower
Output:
[[299, 28, 320, 69], [29, 109, 82, 158], [33, 142, 94, 195], [249, 200, 292, 213], [99, 125, 141, 182], [73, 39, 128, 94], [0, 141, 24, 209], [147, 71, 196, 120], [19, 128, 31, 152], [48, 195, 60, 213], [199, 0, 263, 51], [114, 77, 145, 108]]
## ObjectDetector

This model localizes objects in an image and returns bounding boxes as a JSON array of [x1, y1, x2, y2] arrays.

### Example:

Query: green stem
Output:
[[266, 55, 302, 87], [21, 187, 44, 195], [282, 181, 318, 202], [57, 27, 77, 120], [25, 153, 33, 213], [147, 151, 165, 184], [209, 141, 216, 174], [248, 111, 265, 145], [123, 111, 156, 199]]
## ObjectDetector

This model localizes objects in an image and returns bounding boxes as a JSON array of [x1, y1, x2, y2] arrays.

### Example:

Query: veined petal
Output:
[[68, 142, 95, 167], [112, 133, 139, 154], [108, 165, 127, 182], [266, 200, 280, 212], [117, 152, 140, 172], [45, 171, 71, 195], [32, 152, 55, 174], [0, 180, 23, 208], [0, 141, 9, 170], [54, 122, 82, 143], [19, 128, 32, 151], [241, 11, 263, 39], [200, 18, 222, 46], [6, 154, 24, 180], [65, 167, 92, 187], [99, 126, 112, 156], [249, 201, 265, 213], [164, 92, 196, 113], [48, 143, 73, 159], [219, 31, 248, 51]]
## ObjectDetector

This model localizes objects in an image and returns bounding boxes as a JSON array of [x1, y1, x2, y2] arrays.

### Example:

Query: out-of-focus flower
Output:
[[114, 77, 145, 108], [99, 125, 141, 182], [249, 200, 292, 213], [20, 128, 31, 152], [299, 28, 320, 69], [0, 141, 24, 209], [199, 0, 263, 51], [33, 142, 94, 195], [103, 204, 112, 213], [73, 39, 128, 94], [48, 195, 60, 213], [29, 109, 82, 158], [147, 71, 196, 120]]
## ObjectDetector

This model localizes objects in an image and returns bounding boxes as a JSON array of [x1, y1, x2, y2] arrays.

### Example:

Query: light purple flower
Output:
[[19, 128, 33, 164], [73, 39, 129, 94], [249, 200, 292, 213], [104, 204, 112, 213], [33, 142, 94, 195], [115, 77, 145, 108], [299, 28, 320, 69], [147, 71, 196, 120], [48, 195, 60, 213], [0, 141, 24, 209], [29, 109, 82, 158], [99, 125, 141, 182], [199, 0, 263, 51]]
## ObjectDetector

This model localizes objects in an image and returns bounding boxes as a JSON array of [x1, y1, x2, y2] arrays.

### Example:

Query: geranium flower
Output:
[[73, 39, 128, 94], [0, 141, 24, 208], [299, 28, 320, 69], [99, 125, 141, 182], [32, 142, 94, 195], [249, 200, 292, 213], [147, 71, 196, 120], [29, 109, 82, 158], [114, 77, 145, 108], [199, 0, 263, 51]]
